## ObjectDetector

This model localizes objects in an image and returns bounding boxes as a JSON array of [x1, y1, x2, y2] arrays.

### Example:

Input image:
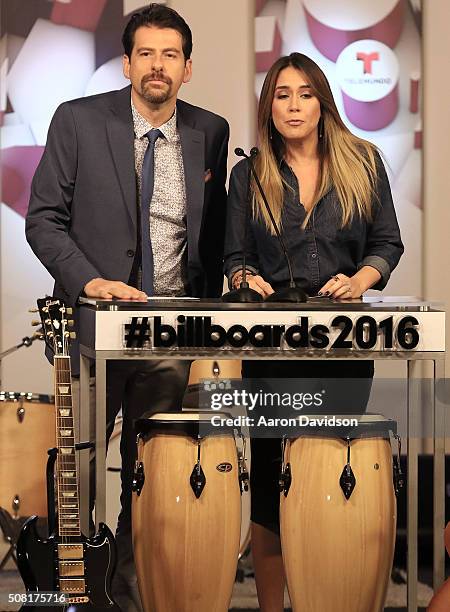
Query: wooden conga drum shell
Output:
[[0, 394, 55, 517], [187, 360, 242, 386], [132, 414, 241, 612], [280, 435, 396, 612], [184, 360, 242, 410]]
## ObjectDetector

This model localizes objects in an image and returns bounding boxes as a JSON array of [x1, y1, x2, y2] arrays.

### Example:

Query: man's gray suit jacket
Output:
[[26, 85, 229, 371]]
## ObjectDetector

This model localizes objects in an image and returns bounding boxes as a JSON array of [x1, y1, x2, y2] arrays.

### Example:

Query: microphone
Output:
[[222, 148, 263, 303], [237, 148, 307, 303]]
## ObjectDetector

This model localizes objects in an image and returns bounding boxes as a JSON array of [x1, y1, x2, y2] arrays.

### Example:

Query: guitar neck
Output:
[[54, 356, 80, 539]]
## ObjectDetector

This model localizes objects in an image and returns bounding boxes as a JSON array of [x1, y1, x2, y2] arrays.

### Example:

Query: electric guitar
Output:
[[17, 297, 120, 611]]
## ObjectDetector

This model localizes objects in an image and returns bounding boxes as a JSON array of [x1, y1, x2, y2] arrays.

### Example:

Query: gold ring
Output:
[[333, 275, 340, 282]]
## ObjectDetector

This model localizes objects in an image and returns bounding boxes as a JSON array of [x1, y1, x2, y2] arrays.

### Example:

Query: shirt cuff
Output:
[[358, 255, 390, 290], [227, 265, 259, 289]]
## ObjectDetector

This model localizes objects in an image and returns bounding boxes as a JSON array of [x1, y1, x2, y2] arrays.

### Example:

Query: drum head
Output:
[[288, 412, 397, 439], [0, 391, 54, 404], [135, 411, 236, 440], [346, 413, 397, 438]]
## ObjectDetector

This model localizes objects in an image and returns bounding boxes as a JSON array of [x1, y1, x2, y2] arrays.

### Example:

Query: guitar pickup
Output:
[[59, 561, 85, 577], [59, 578, 86, 593], [58, 544, 83, 559], [66, 596, 89, 604]]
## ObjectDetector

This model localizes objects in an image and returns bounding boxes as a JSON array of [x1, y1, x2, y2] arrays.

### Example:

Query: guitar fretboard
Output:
[[54, 356, 80, 539]]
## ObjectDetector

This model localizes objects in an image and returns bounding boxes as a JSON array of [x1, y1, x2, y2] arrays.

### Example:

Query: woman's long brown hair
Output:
[[254, 53, 379, 232]]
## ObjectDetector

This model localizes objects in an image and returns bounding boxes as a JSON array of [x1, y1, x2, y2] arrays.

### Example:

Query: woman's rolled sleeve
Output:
[[224, 160, 260, 281], [360, 154, 404, 290]]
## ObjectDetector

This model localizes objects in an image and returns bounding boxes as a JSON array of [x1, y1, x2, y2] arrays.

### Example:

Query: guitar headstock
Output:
[[36, 297, 75, 357]]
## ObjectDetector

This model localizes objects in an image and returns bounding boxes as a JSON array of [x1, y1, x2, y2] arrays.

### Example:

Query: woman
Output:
[[224, 53, 403, 611]]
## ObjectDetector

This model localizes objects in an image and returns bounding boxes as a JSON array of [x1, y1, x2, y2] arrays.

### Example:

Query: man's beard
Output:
[[141, 73, 172, 104]]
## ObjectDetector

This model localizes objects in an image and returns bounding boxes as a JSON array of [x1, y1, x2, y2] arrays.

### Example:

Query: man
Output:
[[26, 4, 229, 611]]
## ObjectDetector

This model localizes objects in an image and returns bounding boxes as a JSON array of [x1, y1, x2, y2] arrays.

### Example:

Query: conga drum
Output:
[[182, 360, 251, 558], [0, 392, 55, 517], [280, 414, 401, 612], [132, 412, 242, 612], [183, 359, 242, 409]]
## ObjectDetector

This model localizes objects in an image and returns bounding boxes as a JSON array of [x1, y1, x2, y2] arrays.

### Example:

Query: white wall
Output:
[[423, 0, 450, 351], [170, 0, 256, 166], [422, 0, 450, 446]]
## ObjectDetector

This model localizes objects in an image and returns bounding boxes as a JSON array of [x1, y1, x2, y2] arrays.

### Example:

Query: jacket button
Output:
[[127, 249, 135, 257]]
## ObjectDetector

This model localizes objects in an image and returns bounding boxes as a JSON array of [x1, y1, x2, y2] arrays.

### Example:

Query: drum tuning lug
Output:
[[339, 464, 356, 500], [238, 451, 249, 493], [16, 406, 25, 423], [393, 463, 404, 496], [132, 461, 145, 496], [190, 464, 206, 499], [393, 435, 404, 496], [279, 463, 292, 497], [12, 495, 21, 515], [28, 308, 38, 313], [30, 319, 41, 326], [239, 471, 249, 493], [212, 361, 220, 378]]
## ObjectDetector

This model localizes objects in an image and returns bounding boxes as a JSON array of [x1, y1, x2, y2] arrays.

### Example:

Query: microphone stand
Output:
[[0, 329, 43, 360], [222, 148, 263, 303], [0, 329, 43, 389], [240, 148, 308, 303]]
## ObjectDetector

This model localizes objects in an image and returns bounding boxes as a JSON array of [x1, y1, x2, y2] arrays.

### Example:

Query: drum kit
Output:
[[1, 357, 402, 611], [0, 392, 56, 570]]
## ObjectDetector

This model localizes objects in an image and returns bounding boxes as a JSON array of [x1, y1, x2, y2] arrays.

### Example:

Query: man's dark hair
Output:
[[122, 3, 193, 60]]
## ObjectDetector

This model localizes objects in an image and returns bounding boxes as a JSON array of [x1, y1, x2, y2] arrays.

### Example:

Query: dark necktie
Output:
[[141, 128, 162, 295]]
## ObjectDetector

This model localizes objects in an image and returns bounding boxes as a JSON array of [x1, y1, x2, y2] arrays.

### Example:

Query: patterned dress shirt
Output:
[[132, 100, 187, 295]]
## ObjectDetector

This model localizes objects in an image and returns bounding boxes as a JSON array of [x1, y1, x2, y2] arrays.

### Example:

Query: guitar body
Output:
[[17, 516, 120, 612], [19, 298, 120, 612]]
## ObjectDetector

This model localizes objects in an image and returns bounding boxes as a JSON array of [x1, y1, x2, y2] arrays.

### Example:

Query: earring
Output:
[[269, 120, 273, 141], [318, 116, 324, 139]]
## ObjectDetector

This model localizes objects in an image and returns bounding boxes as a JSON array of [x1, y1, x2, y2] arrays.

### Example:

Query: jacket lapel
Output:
[[106, 86, 137, 231], [177, 102, 205, 269]]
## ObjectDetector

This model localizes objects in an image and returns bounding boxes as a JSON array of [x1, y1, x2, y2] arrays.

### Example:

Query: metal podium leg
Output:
[[433, 359, 446, 590], [79, 354, 90, 535], [407, 360, 420, 612], [95, 357, 107, 530]]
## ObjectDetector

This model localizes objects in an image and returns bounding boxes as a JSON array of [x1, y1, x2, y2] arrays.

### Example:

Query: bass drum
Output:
[[0, 392, 55, 517], [106, 416, 251, 559]]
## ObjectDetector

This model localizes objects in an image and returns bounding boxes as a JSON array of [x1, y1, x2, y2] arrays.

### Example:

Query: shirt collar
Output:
[[131, 98, 178, 142]]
